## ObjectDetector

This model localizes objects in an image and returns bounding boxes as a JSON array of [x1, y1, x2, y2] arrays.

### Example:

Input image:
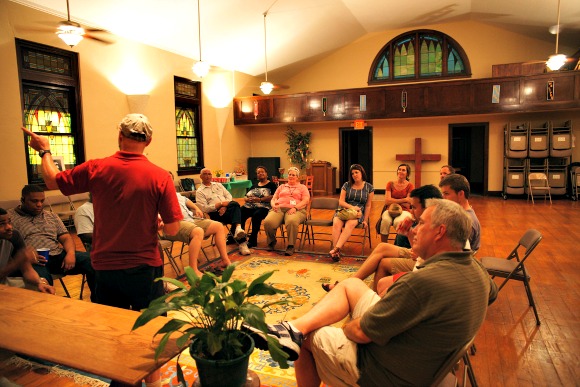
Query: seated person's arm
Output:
[[19, 247, 55, 294], [296, 186, 310, 210], [186, 199, 204, 218], [58, 233, 77, 270], [362, 192, 374, 226], [342, 317, 372, 344]]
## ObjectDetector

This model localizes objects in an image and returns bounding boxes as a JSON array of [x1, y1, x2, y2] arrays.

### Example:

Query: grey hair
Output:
[[425, 198, 471, 249], [287, 167, 300, 175]]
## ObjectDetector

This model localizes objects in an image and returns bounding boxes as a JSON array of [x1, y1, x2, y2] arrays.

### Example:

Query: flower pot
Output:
[[190, 333, 254, 387]]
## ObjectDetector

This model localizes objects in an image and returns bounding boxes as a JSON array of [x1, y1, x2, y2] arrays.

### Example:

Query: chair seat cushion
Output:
[[481, 257, 529, 280]]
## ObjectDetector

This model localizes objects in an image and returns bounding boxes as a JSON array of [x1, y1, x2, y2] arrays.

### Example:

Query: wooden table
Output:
[[0, 285, 180, 385]]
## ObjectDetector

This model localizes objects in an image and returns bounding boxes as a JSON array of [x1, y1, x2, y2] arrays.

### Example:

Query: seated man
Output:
[[161, 191, 234, 277], [8, 185, 96, 301], [0, 208, 54, 294], [74, 193, 93, 248], [195, 168, 250, 254], [324, 185, 442, 292], [245, 199, 497, 386], [439, 173, 481, 252]]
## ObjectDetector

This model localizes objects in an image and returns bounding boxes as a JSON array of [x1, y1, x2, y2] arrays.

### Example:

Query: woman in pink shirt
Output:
[[263, 167, 310, 256]]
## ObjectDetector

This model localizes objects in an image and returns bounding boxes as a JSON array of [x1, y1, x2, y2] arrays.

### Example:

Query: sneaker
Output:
[[164, 281, 180, 293], [285, 245, 295, 256], [234, 227, 247, 242], [239, 242, 251, 256], [241, 321, 303, 361]]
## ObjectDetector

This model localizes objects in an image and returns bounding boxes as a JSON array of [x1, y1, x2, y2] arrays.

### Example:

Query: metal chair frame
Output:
[[527, 172, 552, 204], [299, 197, 338, 252], [481, 229, 543, 325], [431, 336, 478, 387]]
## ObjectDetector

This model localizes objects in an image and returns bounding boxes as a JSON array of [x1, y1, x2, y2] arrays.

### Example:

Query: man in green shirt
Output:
[[245, 198, 497, 386]]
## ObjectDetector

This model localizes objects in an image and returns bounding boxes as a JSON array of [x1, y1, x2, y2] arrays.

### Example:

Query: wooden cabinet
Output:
[[307, 162, 337, 196]]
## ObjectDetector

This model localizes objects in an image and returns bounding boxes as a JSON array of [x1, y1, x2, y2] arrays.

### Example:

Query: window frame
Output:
[[368, 29, 471, 85], [15, 39, 85, 186], [174, 77, 204, 176]]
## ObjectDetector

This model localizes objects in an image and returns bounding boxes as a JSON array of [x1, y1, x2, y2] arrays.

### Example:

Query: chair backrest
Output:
[[309, 197, 339, 211], [528, 173, 549, 187], [430, 337, 476, 387], [306, 175, 314, 195], [515, 229, 542, 260]]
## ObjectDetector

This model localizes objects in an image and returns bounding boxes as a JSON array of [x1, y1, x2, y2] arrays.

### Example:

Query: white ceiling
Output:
[[9, 0, 580, 81]]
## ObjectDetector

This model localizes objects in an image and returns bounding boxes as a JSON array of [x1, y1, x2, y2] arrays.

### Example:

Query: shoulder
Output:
[[407, 182, 414, 191], [365, 182, 375, 191]]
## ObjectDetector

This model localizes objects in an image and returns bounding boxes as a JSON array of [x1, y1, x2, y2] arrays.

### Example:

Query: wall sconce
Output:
[[126, 94, 150, 113]]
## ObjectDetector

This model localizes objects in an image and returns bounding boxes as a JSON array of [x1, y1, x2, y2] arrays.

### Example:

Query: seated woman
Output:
[[379, 163, 414, 242], [329, 164, 374, 261], [240, 166, 278, 248], [263, 167, 310, 256]]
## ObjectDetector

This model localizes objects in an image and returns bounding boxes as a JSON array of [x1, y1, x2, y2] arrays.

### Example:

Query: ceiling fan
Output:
[[257, 10, 289, 95], [55, 0, 113, 47]]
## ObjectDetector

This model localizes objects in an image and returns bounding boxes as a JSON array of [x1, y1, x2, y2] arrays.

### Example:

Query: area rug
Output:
[[3, 355, 110, 386], [158, 252, 365, 387]]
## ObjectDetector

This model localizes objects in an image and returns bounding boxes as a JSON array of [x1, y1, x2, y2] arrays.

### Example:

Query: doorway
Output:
[[339, 127, 373, 186], [448, 123, 488, 195]]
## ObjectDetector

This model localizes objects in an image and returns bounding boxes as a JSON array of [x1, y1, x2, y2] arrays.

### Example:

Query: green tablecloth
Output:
[[223, 179, 253, 198]]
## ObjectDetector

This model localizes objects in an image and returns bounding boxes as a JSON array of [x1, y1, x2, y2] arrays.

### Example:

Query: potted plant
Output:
[[132, 265, 291, 387], [285, 126, 312, 171]]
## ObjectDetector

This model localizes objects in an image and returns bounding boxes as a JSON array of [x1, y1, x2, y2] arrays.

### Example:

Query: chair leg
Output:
[[79, 274, 86, 300], [523, 278, 541, 325], [463, 352, 478, 387], [58, 278, 72, 298]]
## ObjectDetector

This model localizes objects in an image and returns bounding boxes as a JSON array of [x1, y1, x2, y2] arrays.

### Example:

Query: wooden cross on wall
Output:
[[396, 138, 441, 187]]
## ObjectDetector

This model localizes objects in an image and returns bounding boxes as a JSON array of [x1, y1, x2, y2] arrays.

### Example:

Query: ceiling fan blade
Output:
[[84, 33, 114, 45]]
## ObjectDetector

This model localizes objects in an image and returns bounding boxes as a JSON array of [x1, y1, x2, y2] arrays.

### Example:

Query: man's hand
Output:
[[218, 206, 227, 216], [62, 252, 75, 271], [195, 209, 204, 218], [21, 127, 50, 151], [35, 251, 48, 266], [38, 283, 56, 294]]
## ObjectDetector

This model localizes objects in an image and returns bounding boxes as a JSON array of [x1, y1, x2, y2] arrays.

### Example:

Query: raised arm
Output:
[[21, 127, 60, 190]]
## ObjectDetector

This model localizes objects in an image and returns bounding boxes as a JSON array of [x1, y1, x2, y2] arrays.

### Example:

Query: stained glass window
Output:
[[17, 39, 83, 186], [175, 77, 203, 174], [369, 30, 470, 84]]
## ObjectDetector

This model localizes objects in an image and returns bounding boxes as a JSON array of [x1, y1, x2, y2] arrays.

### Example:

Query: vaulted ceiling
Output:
[[9, 0, 580, 82]]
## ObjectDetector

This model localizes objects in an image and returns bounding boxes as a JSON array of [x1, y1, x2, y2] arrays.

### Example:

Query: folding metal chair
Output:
[[299, 197, 338, 252], [430, 336, 478, 387], [481, 229, 543, 325], [527, 172, 552, 204]]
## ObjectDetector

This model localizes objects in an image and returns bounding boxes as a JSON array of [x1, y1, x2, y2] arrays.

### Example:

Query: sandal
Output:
[[321, 281, 339, 292], [329, 247, 341, 262]]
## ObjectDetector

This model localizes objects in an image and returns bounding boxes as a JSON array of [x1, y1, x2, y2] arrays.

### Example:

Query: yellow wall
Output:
[[0, 0, 578, 201]]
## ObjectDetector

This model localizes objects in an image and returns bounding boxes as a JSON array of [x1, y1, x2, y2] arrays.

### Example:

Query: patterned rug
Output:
[[159, 251, 364, 387]]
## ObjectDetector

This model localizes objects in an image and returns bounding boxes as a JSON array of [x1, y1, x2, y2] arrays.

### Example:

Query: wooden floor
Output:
[[2, 195, 579, 386]]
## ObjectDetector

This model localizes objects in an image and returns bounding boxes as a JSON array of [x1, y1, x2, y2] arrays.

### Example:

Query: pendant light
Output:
[[260, 11, 274, 95], [57, 0, 84, 47], [192, 0, 210, 78], [546, 0, 567, 71]]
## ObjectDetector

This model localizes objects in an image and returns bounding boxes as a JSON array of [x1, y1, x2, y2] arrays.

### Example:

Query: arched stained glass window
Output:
[[174, 77, 204, 174], [369, 30, 470, 84]]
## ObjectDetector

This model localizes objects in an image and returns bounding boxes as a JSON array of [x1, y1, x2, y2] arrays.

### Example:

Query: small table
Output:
[[0, 285, 181, 386], [223, 179, 253, 198]]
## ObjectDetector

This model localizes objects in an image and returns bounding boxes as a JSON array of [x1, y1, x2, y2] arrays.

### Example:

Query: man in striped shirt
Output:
[[8, 185, 95, 300]]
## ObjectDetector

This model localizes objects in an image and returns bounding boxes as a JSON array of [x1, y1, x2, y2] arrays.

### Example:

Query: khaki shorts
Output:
[[310, 289, 380, 387], [389, 257, 416, 274], [162, 219, 212, 243]]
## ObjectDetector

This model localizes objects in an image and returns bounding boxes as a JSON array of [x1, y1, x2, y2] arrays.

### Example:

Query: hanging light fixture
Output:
[[57, 0, 84, 47], [192, 0, 210, 78], [546, 0, 567, 71], [260, 11, 274, 95]]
